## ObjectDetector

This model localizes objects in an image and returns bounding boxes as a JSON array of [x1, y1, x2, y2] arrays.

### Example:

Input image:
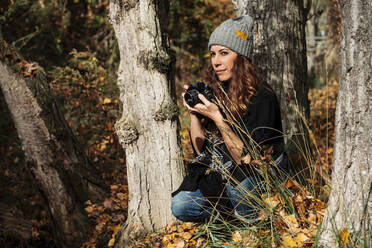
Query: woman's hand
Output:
[[191, 94, 223, 123], [182, 85, 223, 122]]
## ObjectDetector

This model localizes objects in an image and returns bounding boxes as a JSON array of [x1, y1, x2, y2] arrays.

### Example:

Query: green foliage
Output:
[[0, 0, 117, 69], [49, 49, 123, 171]]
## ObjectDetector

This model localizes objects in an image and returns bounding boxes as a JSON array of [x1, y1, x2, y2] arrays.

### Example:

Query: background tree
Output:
[[0, 41, 108, 248], [231, 0, 311, 177], [109, 0, 185, 246], [318, 0, 371, 246]]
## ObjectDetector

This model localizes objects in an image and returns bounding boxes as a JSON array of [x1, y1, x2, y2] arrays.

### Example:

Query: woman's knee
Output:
[[171, 190, 211, 222], [171, 195, 187, 219]]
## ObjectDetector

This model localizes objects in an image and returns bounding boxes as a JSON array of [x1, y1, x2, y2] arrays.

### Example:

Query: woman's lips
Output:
[[215, 70, 226, 74]]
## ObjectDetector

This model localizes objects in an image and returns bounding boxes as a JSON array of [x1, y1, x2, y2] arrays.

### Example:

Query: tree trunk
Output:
[[0, 43, 108, 248], [231, 0, 311, 177], [109, 1, 185, 246], [318, 0, 371, 246]]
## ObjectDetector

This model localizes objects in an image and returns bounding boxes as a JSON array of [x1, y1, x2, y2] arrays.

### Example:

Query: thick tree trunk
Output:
[[109, 1, 185, 246], [232, 0, 310, 177], [0, 43, 108, 248], [318, 0, 371, 246]]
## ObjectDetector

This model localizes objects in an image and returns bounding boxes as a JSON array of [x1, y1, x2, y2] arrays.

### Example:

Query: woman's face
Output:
[[210, 45, 238, 82]]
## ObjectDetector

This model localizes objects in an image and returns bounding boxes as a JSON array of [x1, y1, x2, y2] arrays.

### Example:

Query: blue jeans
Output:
[[171, 177, 263, 222]]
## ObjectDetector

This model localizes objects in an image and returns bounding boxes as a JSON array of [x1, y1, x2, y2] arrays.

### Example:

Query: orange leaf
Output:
[[339, 229, 349, 244], [284, 179, 295, 188]]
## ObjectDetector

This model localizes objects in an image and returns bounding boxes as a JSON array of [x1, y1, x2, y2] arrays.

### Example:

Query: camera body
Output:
[[184, 82, 213, 107]]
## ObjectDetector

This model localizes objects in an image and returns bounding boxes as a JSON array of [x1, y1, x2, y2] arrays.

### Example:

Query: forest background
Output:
[[0, 0, 340, 247]]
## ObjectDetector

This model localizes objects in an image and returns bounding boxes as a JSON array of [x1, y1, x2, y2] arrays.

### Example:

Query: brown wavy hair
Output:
[[203, 55, 263, 120]]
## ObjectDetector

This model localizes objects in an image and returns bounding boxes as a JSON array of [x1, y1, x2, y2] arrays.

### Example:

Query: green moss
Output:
[[137, 50, 171, 74], [153, 101, 179, 121]]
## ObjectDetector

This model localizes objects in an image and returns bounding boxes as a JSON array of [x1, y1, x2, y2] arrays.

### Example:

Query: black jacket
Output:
[[172, 82, 290, 204]]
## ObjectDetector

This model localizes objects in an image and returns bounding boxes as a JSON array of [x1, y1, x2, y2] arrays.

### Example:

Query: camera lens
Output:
[[184, 89, 199, 107]]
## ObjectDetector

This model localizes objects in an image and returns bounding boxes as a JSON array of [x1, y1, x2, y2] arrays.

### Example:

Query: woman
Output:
[[171, 15, 292, 222]]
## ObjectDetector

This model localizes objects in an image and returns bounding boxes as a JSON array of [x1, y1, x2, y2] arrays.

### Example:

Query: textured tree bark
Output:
[[109, 0, 185, 246], [231, 0, 310, 176], [0, 44, 108, 248], [318, 0, 371, 246]]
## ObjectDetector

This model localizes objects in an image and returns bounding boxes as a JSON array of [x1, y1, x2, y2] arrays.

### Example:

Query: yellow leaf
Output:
[[110, 185, 119, 190], [117, 193, 126, 200], [182, 222, 194, 230], [283, 214, 298, 225], [265, 196, 280, 209], [108, 237, 115, 247], [281, 213, 302, 233], [282, 234, 296, 248], [232, 230, 242, 243], [23, 71, 32, 77], [103, 98, 112, 104], [339, 229, 349, 244], [84, 206, 94, 213], [182, 232, 192, 240], [295, 232, 309, 243]]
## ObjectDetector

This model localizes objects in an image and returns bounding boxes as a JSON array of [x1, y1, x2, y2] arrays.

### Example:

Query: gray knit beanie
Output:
[[208, 15, 254, 60]]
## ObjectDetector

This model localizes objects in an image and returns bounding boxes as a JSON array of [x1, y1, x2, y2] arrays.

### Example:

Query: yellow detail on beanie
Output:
[[234, 29, 248, 40]]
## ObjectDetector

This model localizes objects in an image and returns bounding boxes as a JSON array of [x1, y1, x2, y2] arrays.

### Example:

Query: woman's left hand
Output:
[[187, 94, 224, 123]]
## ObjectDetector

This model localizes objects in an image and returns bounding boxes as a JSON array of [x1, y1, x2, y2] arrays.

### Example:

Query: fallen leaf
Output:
[[182, 232, 192, 240], [117, 193, 126, 200], [108, 237, 115, 247], [295, 232, 309, 243], [174, 238, 185, 248], [284, 179, 295, 188], [339, 228, 349, 244], [103, 198, 114, 210], [85, 205, 94, 214], [282, 234, 296, 248], [232, 230, 242, 243], [103, 98, 112, 104], [265, 196, 280, 209], [110, 185, 119, 190], [182, 222, 194, 230]]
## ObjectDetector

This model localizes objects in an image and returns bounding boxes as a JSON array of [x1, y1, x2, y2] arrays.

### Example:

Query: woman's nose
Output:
[[212, 55, 221, 67]]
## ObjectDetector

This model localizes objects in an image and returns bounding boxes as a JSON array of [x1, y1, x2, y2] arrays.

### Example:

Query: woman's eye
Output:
[[221, 51, 228, 55]]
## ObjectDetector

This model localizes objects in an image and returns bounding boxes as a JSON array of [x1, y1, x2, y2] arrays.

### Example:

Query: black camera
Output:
[[184, 82, 213, 107]]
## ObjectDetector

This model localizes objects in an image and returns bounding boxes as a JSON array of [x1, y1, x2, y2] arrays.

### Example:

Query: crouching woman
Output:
[[171, 15, 292, 222]]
